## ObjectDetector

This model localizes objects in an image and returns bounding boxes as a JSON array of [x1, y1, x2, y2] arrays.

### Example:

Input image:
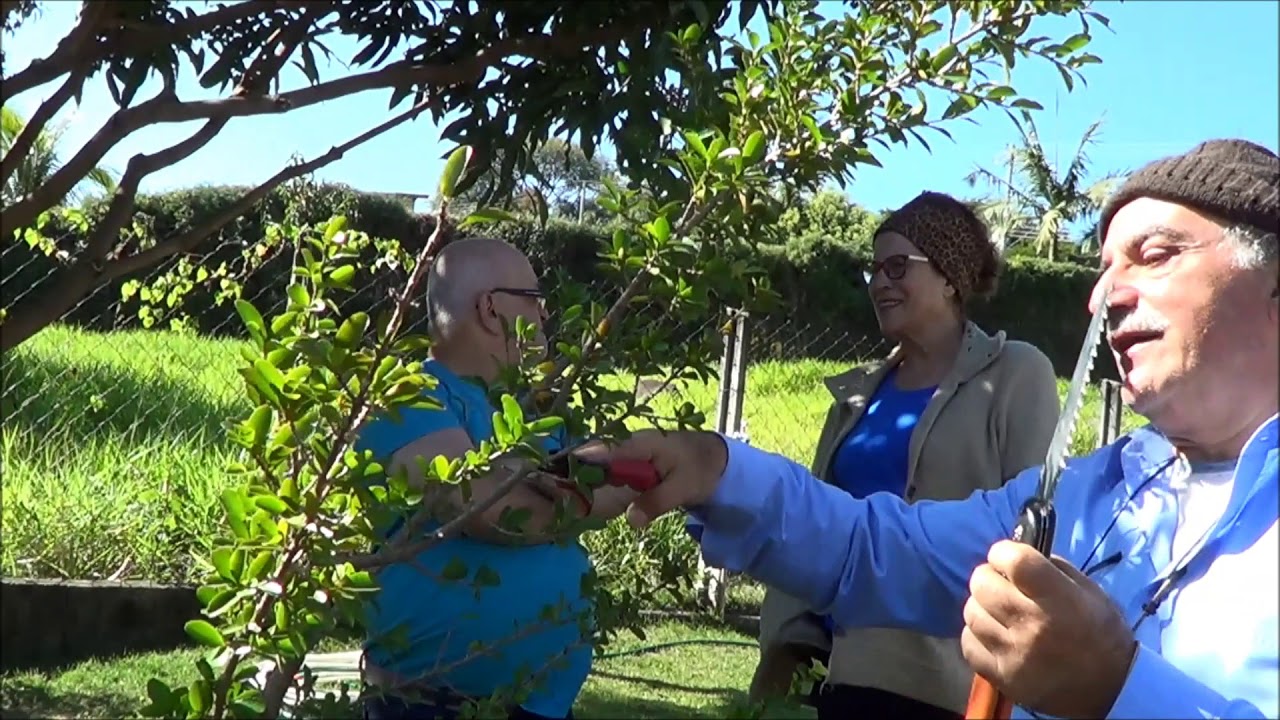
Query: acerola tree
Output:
[[0, 0, 748, 351]]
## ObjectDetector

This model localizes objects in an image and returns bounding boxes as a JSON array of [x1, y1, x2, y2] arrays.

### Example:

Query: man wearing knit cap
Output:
[[582, 139, 1280, 719]]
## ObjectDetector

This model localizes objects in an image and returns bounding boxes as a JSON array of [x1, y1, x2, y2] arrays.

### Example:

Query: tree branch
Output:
[[233, 3, 329, 98], [0, 67, 88, 189], [0, 22, 629, 240], [102, 97, 434, 282], [85, 118, 228, 266], [0, 1, 108, 106], [1, 0, 288, 102], [157, 23, 631, 126], [1, 3, 319, 237]]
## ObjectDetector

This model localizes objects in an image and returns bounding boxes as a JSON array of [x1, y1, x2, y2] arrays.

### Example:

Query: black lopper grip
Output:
[[1012, 496, 1057, 556]]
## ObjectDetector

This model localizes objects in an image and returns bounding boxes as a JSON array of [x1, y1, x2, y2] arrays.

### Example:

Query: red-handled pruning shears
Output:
[[965, 284, 1112, 720], [543, 454, 661, 492]]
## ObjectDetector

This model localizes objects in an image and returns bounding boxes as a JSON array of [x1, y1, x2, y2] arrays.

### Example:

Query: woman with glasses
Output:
[[749, 191, 1062, 720]]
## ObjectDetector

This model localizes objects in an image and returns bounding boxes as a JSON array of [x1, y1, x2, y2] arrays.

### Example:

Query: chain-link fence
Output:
[[0, 226, 732, 588]]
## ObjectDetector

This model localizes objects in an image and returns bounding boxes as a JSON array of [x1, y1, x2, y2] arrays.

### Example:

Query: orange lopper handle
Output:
[[965, 676, 1014, 720]]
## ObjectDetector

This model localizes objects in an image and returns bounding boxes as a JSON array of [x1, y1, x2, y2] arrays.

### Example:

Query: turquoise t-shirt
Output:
[[355, 359, 593, 717]]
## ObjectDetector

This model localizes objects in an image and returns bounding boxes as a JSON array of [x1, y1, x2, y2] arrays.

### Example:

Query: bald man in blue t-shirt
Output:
[[356, 238, 636, 720]]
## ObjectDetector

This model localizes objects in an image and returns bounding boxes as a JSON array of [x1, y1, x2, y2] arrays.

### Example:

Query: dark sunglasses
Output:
[[862, 253, 930, 284], [490, 287, 546, 312]]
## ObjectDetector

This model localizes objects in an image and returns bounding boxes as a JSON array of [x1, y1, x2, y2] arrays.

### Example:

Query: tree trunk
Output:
[[0, 262, 99, 354]]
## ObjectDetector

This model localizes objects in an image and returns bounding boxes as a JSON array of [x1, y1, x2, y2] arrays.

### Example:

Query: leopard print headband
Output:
[[874, 191, 989, 300]]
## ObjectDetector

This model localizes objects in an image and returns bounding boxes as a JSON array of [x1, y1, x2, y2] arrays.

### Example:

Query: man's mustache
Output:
[[1106, 309, 1170, 340]]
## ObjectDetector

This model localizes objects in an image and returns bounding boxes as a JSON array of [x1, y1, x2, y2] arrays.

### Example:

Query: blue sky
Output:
[[6, 1, 1278, 216]]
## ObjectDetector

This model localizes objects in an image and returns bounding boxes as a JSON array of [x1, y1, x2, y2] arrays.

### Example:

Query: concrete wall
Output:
[[1, 578, 200, 671]]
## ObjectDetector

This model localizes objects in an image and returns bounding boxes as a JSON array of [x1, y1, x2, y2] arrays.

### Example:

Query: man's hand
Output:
[[575, 429, 729, 528], [962, 540, 1138, 718]]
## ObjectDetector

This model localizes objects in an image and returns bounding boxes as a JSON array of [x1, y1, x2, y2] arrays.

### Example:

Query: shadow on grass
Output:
[[577, 681, 810, 720], [0, 343, 239, 450], [0, 677, 139, 719], [589, 668, 738, 696]]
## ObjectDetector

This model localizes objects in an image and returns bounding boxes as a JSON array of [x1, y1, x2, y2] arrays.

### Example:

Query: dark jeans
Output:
[[815, 683, 963, 720], [362, 686, 574, 720]]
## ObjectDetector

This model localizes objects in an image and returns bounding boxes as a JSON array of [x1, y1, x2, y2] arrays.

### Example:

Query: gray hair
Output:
[[1224, 224, 1278, 269]]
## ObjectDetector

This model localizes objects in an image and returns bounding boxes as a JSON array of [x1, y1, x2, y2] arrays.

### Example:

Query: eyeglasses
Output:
[[862, 254, 930, 285], [491, 287, 546, 313]]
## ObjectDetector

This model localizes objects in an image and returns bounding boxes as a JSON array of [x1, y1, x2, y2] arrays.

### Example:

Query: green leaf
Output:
[[323, 215, 348, 242], [328, 265, 356, 288], [800, 116, 824, 146], [742, 130, 766, 165], [270, 311, 299, 336], [205, 589, 237, 615], [648, 215, 671, 243], [439, 146, 474, 199], [188, 680, 213, 714], [228, 549, 245, 579], [146, 678, 170, 704], [245, 405, 273, 448], [220, 490, 249, 539], [460, 207, 520, 228], [286, 283, 310, 308], [235, 300, 266, 345], [986, 85, 1016, 101], [500, 393, 524, 430], [184, 620, 225, 648], [195, 584, 221, 606], [1062, 32, 1091, 53], [432, 454, 452, 481], [682, 131, 709, 159], [528, 416, 564, 434], [942, 94, 980, 120], [336, 312, 369, 348], [492, 413, 512, 444], [348, 571, 377, 589], [932, 44, 958, 72], [246, 550, 274, 580], [253, 495, 288, 515], [253, 358, 287, 390], [211, 547, 234, 581]]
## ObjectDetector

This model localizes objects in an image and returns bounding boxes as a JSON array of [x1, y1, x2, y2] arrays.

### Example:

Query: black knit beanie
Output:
[[1098, 139, 1279, 244]]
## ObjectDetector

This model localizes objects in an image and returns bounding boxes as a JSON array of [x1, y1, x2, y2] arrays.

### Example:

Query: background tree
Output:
[[0, 0, 754, 352], [446, 139, 620, 225], [964, 109, 1120, 261], [1, 104, 116, 206]]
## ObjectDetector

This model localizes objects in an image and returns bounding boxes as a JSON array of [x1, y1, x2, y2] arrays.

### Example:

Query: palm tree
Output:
[[1, 104, 117, 207], [964, 110, 1120, 262]]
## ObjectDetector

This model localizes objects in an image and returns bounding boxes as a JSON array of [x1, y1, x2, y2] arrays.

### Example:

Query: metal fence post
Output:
[[1097, 379, 1123, 448], [698, 309, 749, 616]]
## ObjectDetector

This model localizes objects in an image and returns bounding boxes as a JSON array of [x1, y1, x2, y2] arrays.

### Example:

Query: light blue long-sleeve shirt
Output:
[[687, 414, 1278, 719]]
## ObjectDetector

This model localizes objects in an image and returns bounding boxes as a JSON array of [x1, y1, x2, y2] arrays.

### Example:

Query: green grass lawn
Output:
[[0, 620, 814, 720], [1, 323, 1145, 585]]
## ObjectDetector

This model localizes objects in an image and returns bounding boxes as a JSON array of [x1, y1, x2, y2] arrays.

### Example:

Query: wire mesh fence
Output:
[[728, 313, 889, 466], [0, 225, 740, 586]]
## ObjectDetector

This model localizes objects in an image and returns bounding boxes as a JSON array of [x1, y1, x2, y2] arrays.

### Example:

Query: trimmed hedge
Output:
[[2, 184, 1115, 379]]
